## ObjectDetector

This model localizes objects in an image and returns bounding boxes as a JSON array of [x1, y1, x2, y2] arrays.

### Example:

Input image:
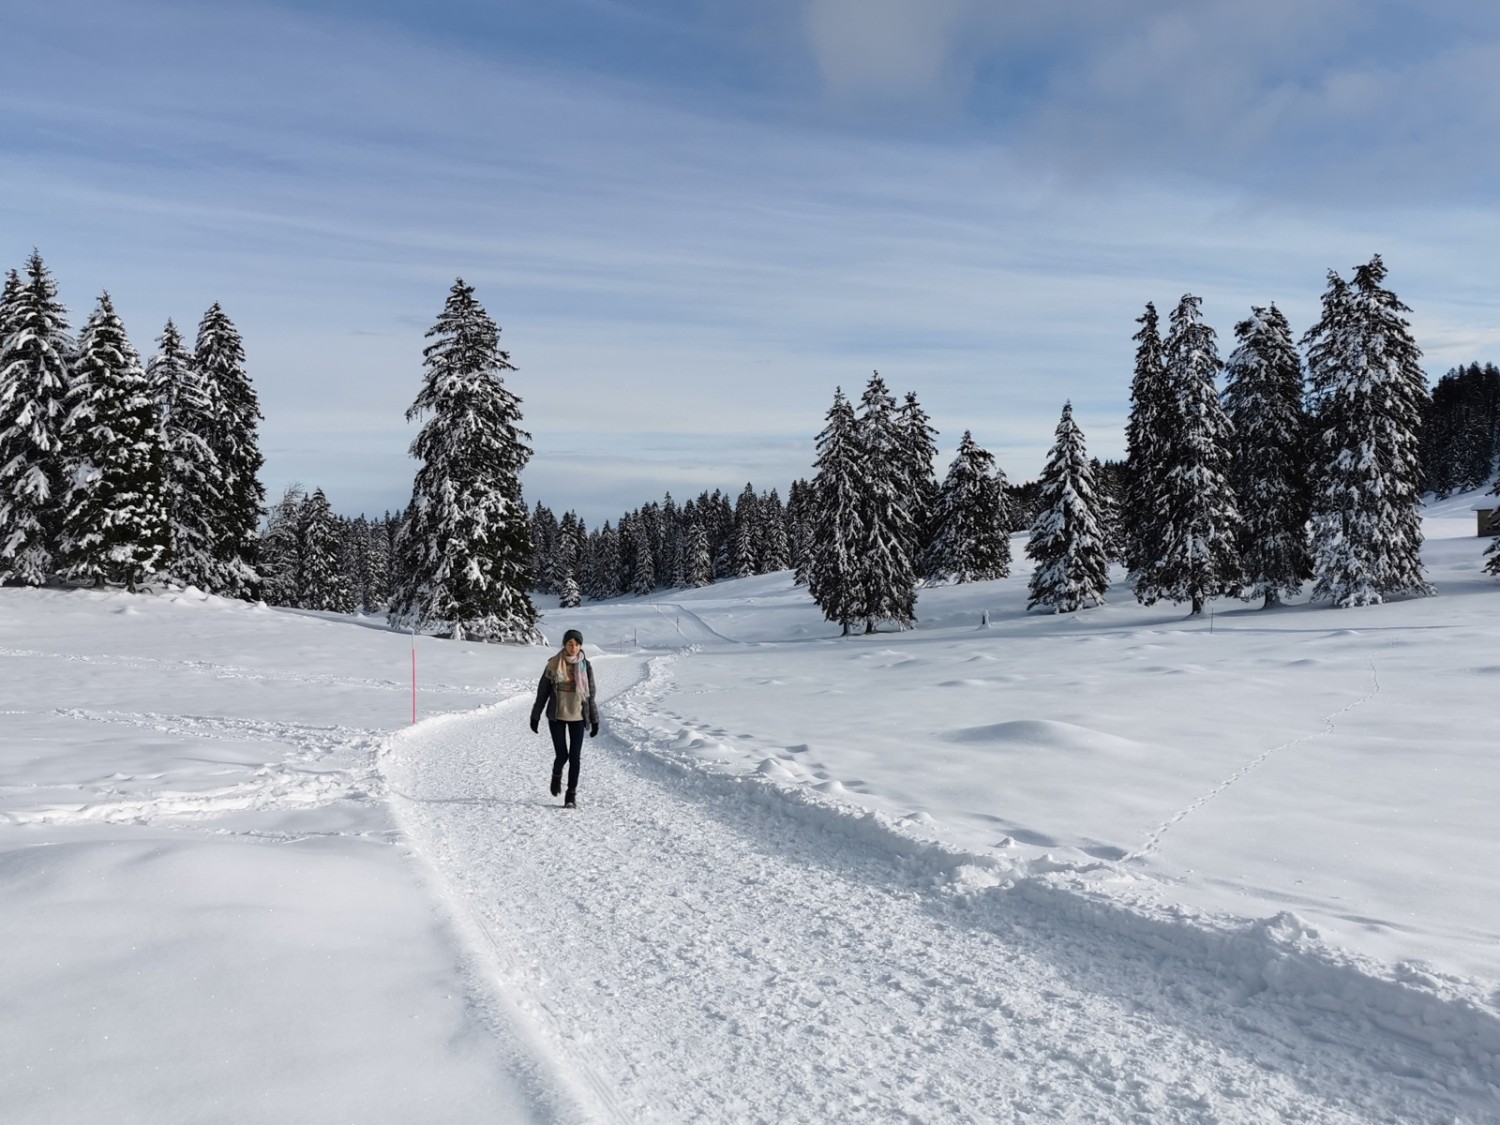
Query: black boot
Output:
[[564, 790, 577, 809], [550, 772, 562, 797]]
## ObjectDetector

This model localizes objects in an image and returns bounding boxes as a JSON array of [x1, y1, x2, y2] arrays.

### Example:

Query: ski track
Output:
[[383, 655, 1500, 1124]]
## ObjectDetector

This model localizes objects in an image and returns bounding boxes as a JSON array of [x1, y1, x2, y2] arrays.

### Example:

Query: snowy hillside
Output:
[[3, 496, 1500, 1122]]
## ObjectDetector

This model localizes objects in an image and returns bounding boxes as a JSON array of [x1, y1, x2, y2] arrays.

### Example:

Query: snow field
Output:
[[383, 652, 1499, 1123], [5, 492, 1500, 1122], [0, 588, 562, 1124]]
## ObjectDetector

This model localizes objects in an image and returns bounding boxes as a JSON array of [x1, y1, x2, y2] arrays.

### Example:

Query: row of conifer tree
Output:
[[0, 252, 264, 594], [264, 334, 1500, 630], [524, 254, 1499, 635], [5, 256, 1498, 640]]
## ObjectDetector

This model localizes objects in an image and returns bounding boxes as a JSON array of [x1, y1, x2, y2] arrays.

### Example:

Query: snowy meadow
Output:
[[3, 495, 1500, 1123]]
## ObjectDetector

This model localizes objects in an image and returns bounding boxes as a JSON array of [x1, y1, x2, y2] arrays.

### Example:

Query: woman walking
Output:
[[529, 629, 598, 808]]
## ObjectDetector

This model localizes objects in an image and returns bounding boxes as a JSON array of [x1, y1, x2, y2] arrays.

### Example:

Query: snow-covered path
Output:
[[383, 653, 1496, 1124]]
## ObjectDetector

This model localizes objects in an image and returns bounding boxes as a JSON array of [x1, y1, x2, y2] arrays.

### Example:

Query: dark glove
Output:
[[529, 716, 539, 734], [589, 723, 599, 738]]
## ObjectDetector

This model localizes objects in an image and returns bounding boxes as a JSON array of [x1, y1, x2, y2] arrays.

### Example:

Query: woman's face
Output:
[[563, 638, 581, 658]]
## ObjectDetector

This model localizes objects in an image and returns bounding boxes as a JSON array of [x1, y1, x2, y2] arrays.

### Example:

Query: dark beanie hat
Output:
[[563, 628, 584, 646]]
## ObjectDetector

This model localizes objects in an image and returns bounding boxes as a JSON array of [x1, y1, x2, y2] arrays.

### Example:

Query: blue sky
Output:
[[4, 0, 1499, 527]]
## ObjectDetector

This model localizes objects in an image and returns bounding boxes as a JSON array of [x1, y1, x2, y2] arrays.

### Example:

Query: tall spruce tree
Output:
[[0, 253, 73, 585], [786, 478, 816, 584], [659, 493, 682, 584], [553, 511, 583, 608], [530, 502, 559, 594], [58, 293, 171, 589], [707, 490, 735, 578], [850, 372, 918, 631], [297, 488, 353, 612], [731, 483, 759, 577], [628, 516, 655, 596], [896, 391, 940, 570], [590, 521, 621, 600], [684, 521, 713, 588], [924, 431, 1011, 584], [640, 501, 665, 589], [1026, 403, 1110, 613], [1134, 295, 1241, 614], [193, 304, 264, 598], [363, 518, 391, 608], [1122, 302, 1169, 580], [758, 488, 791, 572], [389, 279, 540, 642], [150, 320, 224, 591], [807, 388, 863, 633], [1303, 256, 1432, 606], [257, 484, 305, 607], [345, 516, 373, 610], [1221, 304, 1310, 607]]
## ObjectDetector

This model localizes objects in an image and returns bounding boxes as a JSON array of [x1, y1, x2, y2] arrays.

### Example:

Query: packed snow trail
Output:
[[383, 654, 1496, 1124]]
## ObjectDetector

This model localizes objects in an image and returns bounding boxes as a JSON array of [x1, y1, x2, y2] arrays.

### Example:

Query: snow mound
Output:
[[948, 719, 1146, 756], [755, 758, 798, 782]]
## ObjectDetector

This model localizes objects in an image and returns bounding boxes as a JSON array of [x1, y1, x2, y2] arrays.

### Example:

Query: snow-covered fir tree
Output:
[[642, 503, 665, 585], [588, 521, 621, 600], [344, 517, 372, 609], [731, 484, 759, 577], [705, 490, 735, 579], [1133, 295, 1241, 615], [0, 253, 73, 585], [684, 521, 713, 588], [257, 484, 305, 607], [1088, 457, 1124, 561], [850, 372, 918, 632], [628, 516, 655, 596], [666, 506, 690, 588], [807, 388, 864, 633], [896, 391, 940, 569], [1026, 403, 1110, 613], [57, 293, 171, 590], [579, 525, 603, 599], [297, 488, 354, 613], [786, 478, 816, 584], [1222, 304, 1310, 608], [659, 494, 681, 586], [530, 502, 559, 595], [553, 511, 583, 609], [924, 431, 1012, 584], [616, 511, 639, 593], [1122, 302, 1168, 574], [1302, 256, 1432, 606], [150, 320, 223, 591], [758, 488, 790, 572], [389, 279, 540, 642], [193, 304, 264, 598], [361, 518, 391, 609]]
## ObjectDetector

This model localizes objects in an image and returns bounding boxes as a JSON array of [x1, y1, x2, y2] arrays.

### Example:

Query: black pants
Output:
[[548, 719, 585, 793]]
